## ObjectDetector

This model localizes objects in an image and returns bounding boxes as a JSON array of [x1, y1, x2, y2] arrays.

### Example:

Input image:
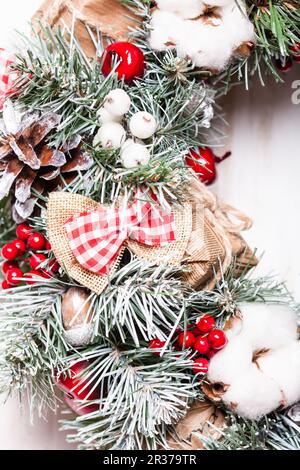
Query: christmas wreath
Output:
[[0, 0, 299, 451]]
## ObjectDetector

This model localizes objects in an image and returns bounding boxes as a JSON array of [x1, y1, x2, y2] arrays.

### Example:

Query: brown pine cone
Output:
[[0, 100, 93, 221]]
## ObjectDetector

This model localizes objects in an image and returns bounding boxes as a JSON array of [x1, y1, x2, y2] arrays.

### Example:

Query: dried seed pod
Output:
[[62, 287, 93, 347]]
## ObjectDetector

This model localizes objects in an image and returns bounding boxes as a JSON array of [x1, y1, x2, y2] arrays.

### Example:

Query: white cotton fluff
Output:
[[129, 111, 157, 139], [238, 303, 298, 350], [97, 107, 121, 124], [103, 89, 131, 117], [208, 334, 253, 385], [221, 1, 255, 50], [257, 341, 300, 406], [222, 365, 283, 420], [177, 19, 233, 71], [149, 10, 184, 51], [93, 122, 126, 149], [120, 139, 151, 169], [149, 0, 255, 71], [156, 0, 206, 19], [204, 0, 235, 6]]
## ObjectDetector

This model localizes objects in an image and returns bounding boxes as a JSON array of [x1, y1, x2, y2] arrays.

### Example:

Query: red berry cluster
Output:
[[148, 315, 227, 376], [276, 43, 300, 72], [1, 223, 59, 289]]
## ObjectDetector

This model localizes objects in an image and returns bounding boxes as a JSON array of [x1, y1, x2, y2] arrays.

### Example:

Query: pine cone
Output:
[[0, 100, 93, 221]]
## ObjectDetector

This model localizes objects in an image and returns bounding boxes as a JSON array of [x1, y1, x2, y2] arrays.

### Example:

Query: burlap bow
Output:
[[64, 197, 176, 275]]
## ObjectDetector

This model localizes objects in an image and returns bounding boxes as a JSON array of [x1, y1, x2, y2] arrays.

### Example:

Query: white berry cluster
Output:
[[93, 89, 157, 169], [149, 0, 255, 72], [207, 303, 300, 420]]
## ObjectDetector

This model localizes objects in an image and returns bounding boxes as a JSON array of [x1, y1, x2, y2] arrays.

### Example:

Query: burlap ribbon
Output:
[[32, 0, 140, 57]]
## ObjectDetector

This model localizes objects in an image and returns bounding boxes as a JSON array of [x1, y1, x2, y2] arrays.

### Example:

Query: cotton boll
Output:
[[208, 334, 253, 384], [103, 89, 131, 117], [156, 0, 206, 19], [238, 303, 298, 350], [221, 1, 255, 50], [257, 342, 300, 406], [177, 20, 232, 71], [120, 140, 151, 169], [96, 107, 121, 124], [129, 111, 157, 139], [222, 365, 283, 420], [93, 123, 126, 149], [149, 10, 185, 51]]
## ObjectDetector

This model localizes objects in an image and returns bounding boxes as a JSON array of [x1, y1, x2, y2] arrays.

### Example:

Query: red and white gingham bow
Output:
[[0, 48, 17, 109], [65, 198, 176, 275]]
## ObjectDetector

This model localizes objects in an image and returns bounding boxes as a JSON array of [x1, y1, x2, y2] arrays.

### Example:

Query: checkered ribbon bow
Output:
[[0, 48, 17, 109], [65, 198, 176, 275]]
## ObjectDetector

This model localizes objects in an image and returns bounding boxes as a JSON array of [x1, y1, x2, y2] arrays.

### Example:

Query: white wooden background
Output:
[[0, 0, 300, 450]]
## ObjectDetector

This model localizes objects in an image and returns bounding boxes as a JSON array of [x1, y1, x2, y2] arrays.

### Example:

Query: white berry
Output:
[[104, 88, 131, 117], [96, 107, 121, 124], [93, 122, 126, 149], [129, 111, 157, 139], [120, 139, 151, 169]]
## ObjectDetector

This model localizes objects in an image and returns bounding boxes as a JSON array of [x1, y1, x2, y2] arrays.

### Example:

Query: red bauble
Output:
[[207, 329, 228, 350], [1, 242, 19, 260], [101, 42, 145, 83], [276, 57, 293, 72], [16, 223, 32, 240], [29, 253, 47, 270], [177, 331, 195, 349], [56, 361, 100, 416], [149, 338, 166, 356], [196, 314, 216, 334], [12, 239, 26, 254], [2, 260, 18, 274], [27, 232, 46, 251], [185, 147, 216, 185], [192, 357, 209, 374], [2, 279, 12, 289], [207, 349, 217, 359], [6, 267, 23, 285], [193, 336, 210, 355]]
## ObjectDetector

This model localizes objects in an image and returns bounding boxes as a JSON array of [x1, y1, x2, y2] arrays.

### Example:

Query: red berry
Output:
[[29, 253, 47, 270], [289, 43, 300, 61], [185, 147, 217, 185], [193, 336, 210, 355], [27, 232, 46, 251], [207, 329, 228, 350], [2, 279, 12, 289], [48, 259, 60, 274], [25, 270, 46, 285], [12, 239, 27, 254], [6, 267, 23, 285], [192, 357, 209, 375], [2, 260, 18, 274], [45, 241, 52, 250], [1, 242, 19, 260], [207, 349, 217, 359], [101, 42, 145, 83], [149, 338, 166, 356], [196, 314, 216, 334], [276, 57, 293, 72], [177, 331, 195, 349], [16, 223, 32, 240]]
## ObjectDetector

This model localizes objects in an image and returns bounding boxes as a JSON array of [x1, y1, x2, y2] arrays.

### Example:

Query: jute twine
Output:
[[32, 0, 140, 56]]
